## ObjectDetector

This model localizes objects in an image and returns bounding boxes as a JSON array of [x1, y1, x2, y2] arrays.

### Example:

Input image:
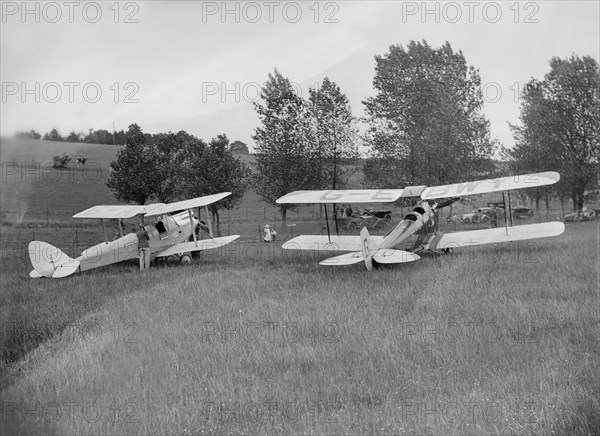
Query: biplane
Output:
[[28, 193, 240, 278], [276, 172, 565, 270]]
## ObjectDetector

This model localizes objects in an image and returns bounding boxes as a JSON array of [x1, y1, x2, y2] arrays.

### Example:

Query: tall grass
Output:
[[1, 222, 598, 435]]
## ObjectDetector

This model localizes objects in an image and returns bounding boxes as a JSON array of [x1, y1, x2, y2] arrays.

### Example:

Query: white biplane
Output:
[[276, 172, 565, 270], [28, 193, 240, 278]]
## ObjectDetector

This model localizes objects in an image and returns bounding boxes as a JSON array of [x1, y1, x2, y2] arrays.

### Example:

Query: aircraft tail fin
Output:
[[360, 227, 379, 271], [28, 241, 80, 278]]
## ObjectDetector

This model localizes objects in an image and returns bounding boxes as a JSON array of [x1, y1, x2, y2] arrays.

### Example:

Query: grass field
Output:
[[1, 137, 599, 435]]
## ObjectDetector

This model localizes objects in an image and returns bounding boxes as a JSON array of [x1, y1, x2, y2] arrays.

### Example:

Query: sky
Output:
[[1, 1, 599, 152]]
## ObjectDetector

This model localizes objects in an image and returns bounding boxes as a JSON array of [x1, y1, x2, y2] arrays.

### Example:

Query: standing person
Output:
[[263, 224, 273, 242], [136, 224, 150, 270], [490, 207, 498, 228]]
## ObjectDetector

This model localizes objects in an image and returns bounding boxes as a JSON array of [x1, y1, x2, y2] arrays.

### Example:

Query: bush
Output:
[[52, 153, 72, 169]]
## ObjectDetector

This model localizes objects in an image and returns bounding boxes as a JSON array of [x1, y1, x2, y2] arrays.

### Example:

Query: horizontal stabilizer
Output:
[[421, 171, 560, 200], [29, 269, 44, 278], [155, 235, 239, 257], [319, 252, 364, 266], [28, 241, 80, 278], [373, 249, 421, 264], [430, 222, 565, 250], [282, 235, 384, 252]]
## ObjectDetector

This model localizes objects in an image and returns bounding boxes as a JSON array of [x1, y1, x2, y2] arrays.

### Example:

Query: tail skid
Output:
[[29, 241, 80, 278]]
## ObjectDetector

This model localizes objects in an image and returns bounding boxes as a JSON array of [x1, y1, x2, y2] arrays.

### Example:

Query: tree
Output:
[[510, 55, 599, 211], [363, 40, 495, 187], [43, 129, 63, 142], [65, 131, 82, 142], [230, 140, 250, 154], [185, 134, 250, 235], [252, 69, 318, 226], [308, 77, 359, 190], [152, 131, 200, 203], [15, 130, 41, 140], [106, 124, 158, 205]]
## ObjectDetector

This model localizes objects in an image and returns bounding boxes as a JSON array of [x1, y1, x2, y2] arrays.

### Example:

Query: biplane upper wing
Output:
[[421, 171, 560, 200], [144, 192, 231, 216], [282, 235, 385, 251], [427, 222, 565, 250], [73, 205, 151, 219], [276, 187, 426, 204]]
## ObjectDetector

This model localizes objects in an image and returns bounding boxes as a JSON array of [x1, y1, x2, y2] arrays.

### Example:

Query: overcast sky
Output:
[[1, 1, 598, 152]]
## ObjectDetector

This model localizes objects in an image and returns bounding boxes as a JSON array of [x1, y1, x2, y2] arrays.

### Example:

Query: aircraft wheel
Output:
[[442, 248, 453, 255], [347, 222, 357, 232], [180, 254, 192, 265]]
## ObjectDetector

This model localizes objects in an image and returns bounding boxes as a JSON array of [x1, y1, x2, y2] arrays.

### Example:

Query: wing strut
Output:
[[204, 206, 214, 238], [333, 204, 339, 235], [324, 204, 331, 243], [507, 190, 514, 227], [101, 218, 108, 243]]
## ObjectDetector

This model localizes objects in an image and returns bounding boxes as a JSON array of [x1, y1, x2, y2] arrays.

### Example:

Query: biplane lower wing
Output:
[[282, 235, 385, 252], [428, 222, 565, 250], [154, 235, 240, 258]]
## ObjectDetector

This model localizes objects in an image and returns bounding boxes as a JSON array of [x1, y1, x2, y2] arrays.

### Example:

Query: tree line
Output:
[[15, 128, 250, 154], [23, 40, 600, 224]]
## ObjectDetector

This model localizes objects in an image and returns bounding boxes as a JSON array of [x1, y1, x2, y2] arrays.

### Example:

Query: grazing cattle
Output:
[[75, 157, 88, 167]]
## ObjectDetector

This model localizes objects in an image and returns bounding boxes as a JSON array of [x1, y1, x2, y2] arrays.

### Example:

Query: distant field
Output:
[[1, 137, 599, 435]]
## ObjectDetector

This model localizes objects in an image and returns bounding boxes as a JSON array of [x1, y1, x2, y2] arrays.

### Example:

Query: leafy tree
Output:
[[43, 129, 63, 142], [308, 77, 359, 190], [152, 131, 200, 203], [510, 55, 599, 211], [252, 69, 318, 226], [15, 130, 41, 140], [114, 130, 126, 145], [185, 134, 250, 235], [106, 124, 158, 205], [65, 131, 82, 142], [230, 140, 249, 154], [363, 40, 495, 187]]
